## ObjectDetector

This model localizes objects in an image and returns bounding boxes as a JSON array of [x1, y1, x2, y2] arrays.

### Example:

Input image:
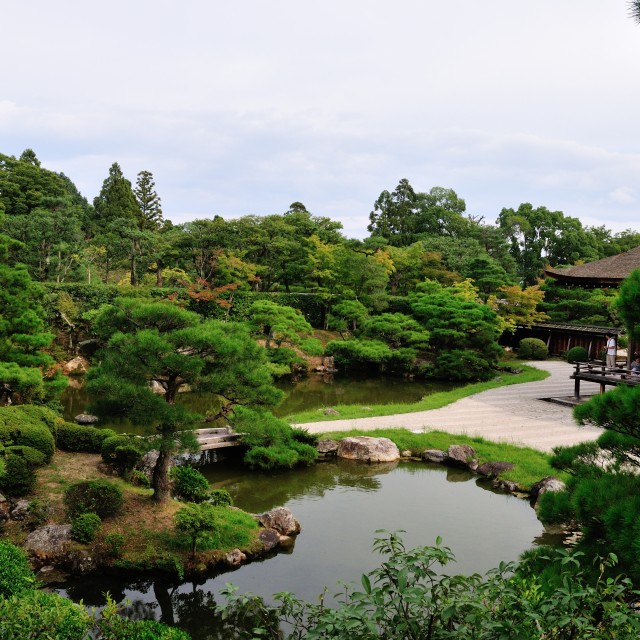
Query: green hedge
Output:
[[0, 406, 56, 462], [56, 423, 117, 453]]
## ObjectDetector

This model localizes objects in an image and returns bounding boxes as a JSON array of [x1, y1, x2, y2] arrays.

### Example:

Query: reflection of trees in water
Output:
[[204, 459, 401, 512]]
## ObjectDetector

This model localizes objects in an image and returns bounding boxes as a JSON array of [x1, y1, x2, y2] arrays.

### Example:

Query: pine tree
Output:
[[134, 170, 164, 231]]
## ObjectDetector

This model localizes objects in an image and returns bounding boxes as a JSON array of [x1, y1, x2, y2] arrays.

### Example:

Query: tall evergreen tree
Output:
[[134, 170, 164, 231], [92, 162, 138, 231]]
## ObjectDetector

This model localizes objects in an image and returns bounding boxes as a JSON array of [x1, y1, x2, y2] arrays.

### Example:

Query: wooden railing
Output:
[[571, 361, 640, 398]]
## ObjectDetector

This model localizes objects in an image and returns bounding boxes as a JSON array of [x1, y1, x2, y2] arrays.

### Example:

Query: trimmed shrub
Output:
[[71, 512, 102, 543], [9, 404, 63, 438], [170, 465, 210, 503], [64, 480, 124, 520], [96, 613, 190, 640], [101, 435, 146, 475], [0, 454, 37, 496], [0, 591, 90, 640], [129, 469, 151, 488], [56, 423, 117, 453], [207, 488, 233, 507], [5, 444, 46, 467], [518, 337, 548, 360], [433, 349, 495, 382], [0, 541, 35, 597], [566, 346, 588, 363], [0, 406, 56, 461]]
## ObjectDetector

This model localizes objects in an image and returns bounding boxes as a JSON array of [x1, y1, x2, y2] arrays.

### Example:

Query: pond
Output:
[[60, 374, 458, 431], [51, 457, 559, 639]]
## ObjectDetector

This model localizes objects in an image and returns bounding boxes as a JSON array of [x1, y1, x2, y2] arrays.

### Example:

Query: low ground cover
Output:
[[286, 362, 548, 423]]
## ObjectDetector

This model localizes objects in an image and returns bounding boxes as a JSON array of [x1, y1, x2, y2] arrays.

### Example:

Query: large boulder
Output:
[[62, 356, 90, 376], [446, 444, 478, 471], [337, 436, 400, 463], [25, 524, 73, 562], [136, 450, 160, 483], [258, 507, 301, 536]]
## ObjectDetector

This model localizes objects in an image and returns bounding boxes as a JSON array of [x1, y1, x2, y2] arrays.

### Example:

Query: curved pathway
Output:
[[296, 361, 603, 452]]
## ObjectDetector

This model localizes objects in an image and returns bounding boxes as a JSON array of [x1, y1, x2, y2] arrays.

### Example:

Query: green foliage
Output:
[[56, 422, 117, 453], [71, 512, 102, 543], [431, 348, 496, 382], [96, 609, 191, 640], [0, 540, 36, 597], [87, 297, 282, 501], [540, 279, 618, 326], [0, 590, 91, 640], [64, 479, 124, 520], [170, 465, 210, 503], [128, 469, 151, 488], [567, 345, 589, 363], [409, 280, 502, 379], [616, 268, 640, 343], [291, 426, 319, 446], [0, 454, 36, 496], [104, 532, 126, 558], [0, 405, 56, 461], [517, 337, 548, 359], [208, 488, 233, 507], [233, 407, 318, 470], [0, 230, 63, 405], [248, 299, 313, 348], [174, 502, 218, 556], [220, 532, 640, 639], [101, 434, 146, 474], [267, 346, 307, 376], [298, 337, 325, 356], [4, 444, 46, 466], [244, 445, 299, 470]]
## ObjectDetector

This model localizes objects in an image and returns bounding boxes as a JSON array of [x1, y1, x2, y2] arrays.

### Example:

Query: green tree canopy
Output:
[[87, 298, 281, 501]]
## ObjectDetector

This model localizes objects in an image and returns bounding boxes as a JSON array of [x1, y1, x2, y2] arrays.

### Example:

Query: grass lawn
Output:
[[285, 362, 548, 423]]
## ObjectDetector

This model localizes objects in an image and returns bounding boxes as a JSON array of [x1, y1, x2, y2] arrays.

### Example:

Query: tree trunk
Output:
[[152, 449, 172, 502], [156, 261, 164, 287]]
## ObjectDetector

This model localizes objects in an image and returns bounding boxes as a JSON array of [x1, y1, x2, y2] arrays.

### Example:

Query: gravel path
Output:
[[295, 361, 604, 452]]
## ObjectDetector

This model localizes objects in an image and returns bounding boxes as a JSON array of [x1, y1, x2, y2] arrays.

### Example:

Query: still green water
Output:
[[61, 374, 457, 431], [53, 457, 556, 639]]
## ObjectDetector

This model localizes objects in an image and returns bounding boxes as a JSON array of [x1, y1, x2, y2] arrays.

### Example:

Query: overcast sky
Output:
[[2, 1, 639, 238]]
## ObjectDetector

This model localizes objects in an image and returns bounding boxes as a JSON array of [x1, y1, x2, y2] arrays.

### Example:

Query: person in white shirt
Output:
[[605, 334, 617, 369]]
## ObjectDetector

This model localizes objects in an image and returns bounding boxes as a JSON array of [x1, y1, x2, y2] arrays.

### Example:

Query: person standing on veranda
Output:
[[605, 334, 617, 369]]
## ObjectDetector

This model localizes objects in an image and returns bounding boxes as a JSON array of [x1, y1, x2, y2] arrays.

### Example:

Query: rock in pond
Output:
[[25, 524, 73, 561], [446, 444, 478, 471], [258, 507, 301, 536], [477, 461, 515, 478], [74, 413, 100, 425], [337, 436, 400, 463], [422, 449, 447, 464], [317, 439, 339, 458]]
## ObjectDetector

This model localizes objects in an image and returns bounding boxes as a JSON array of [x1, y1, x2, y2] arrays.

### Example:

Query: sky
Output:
[[2, 0, 639, 239]]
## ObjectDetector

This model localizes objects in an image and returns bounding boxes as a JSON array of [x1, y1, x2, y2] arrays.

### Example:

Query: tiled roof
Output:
[[545, 245, 640, 282]]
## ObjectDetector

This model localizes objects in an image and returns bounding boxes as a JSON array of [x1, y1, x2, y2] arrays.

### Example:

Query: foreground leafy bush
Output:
[[57, 422, 117, 453], [71, 512, 102, 543], [64, 479, 124, 519], [208, 488, 233, 507], [0, 540, 35, 597], [518, 337, 548, 360], [220, 532, 640, 639], [567, 345, 589, 363], [0, 591, 90, 640]]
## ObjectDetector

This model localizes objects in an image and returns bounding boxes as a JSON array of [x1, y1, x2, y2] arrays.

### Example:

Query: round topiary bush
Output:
[[170, 465, 210, 503], [518, 338, 548, 360], [71, 512, 102, 543], [64, 480, 124, 520], [0, 454, 37, 496], [566, 346, 589, 363]]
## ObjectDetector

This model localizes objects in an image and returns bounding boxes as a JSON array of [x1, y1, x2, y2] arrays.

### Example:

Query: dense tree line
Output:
[[2, 150, 639, 301]]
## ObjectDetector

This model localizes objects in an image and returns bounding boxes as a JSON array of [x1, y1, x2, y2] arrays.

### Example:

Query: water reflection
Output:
[[52, 459, 552, 640]]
